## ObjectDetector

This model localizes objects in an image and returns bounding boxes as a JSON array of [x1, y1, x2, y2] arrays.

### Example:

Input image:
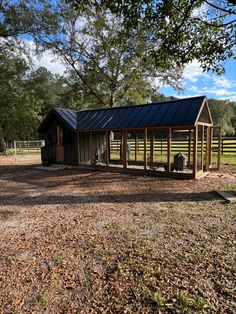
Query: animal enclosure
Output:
[[38, 96, 221, 179]]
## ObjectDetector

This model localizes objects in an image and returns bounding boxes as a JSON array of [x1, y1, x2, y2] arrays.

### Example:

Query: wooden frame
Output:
[[150, 130, 154, 164], [135, 132, 138, 162], [122, 130, 128, 169], [76, 122, 217, 179], [144, 128, 147, 170], [106, 131, 110, 166], [167, 128, 172, 172], [193, 126, 198, 178], [89, 131, 93, 163]]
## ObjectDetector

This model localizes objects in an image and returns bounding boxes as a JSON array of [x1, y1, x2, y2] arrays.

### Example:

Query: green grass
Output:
[[36, 291, 49, 305]]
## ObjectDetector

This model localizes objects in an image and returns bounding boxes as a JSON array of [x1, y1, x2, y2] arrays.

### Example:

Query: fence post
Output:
[[160, 139, 163, 154], [14, 141, 17, 161], [221, 137, 224, 155]]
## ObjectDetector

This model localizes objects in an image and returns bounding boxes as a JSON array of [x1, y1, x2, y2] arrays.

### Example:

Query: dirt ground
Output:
[[0, 155, 235, 313]]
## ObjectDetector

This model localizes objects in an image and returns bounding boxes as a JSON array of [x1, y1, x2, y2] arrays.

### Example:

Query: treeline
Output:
[[0, 0, 235, 152], [0, 51, 235, 150]]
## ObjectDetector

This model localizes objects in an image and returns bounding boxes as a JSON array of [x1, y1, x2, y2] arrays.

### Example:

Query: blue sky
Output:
[[33, 48, 236, 103], [160, 58, 236, 103]]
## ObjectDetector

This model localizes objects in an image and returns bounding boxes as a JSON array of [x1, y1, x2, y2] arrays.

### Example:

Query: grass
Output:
[[36, 291, 49, 305], [110, 151, 236, 165]]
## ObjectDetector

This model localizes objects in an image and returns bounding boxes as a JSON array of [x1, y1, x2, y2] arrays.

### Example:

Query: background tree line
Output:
[[0, 0, 235, 152]]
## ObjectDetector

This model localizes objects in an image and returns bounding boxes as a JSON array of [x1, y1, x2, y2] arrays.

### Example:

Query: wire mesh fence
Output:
[[5, 140, 44, 164]]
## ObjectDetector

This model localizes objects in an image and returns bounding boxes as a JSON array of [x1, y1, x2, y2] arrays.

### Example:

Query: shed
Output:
[[38, 96, 221, 179]]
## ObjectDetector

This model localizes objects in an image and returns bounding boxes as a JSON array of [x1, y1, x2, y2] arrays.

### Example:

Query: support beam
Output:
[[205, 127, 210, 171], [217, 126, 221, 170], [120, 131, 123, 161], [201, 126, 204, 171], [144, 128, 147, 170], [188, 129, 191, 165], [89, 131, 93, 163], [209, 127, 213, 166], [122, 130, 128, 169], [77, 132, 80, 164], [193, 126, 198, 178], [106, 131, 109, 166], [150, 130, 154, 164], [167, 128, 172, 172], [135, 132, 138, 162]]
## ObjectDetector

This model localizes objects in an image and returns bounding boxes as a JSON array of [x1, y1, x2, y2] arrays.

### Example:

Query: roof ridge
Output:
[[54, 96, 206, 113]]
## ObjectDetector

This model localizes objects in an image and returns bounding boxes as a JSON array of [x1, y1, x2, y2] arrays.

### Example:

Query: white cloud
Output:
[[213, 76, 236, 89], [183, 60, 210, 82], [32, 51, 67, 75], [22, 39, 67, 75]]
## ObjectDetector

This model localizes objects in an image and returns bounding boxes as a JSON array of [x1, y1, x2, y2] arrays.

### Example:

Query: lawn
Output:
[[0, 156, 235, 313]]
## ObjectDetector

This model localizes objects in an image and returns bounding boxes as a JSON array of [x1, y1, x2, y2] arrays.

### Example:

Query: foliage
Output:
[[208, 98, 236, 135], [0, 51, 70, 151], [36, 4, 183, 108], [0, 52, 39, 151], [68, 0, 236, 74]]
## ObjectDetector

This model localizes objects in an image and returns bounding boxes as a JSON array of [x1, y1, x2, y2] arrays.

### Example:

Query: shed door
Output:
[[56, 126, 64, 163]]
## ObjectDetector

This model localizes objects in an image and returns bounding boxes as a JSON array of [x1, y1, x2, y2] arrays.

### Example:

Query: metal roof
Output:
[[38, 96, 209, 132]]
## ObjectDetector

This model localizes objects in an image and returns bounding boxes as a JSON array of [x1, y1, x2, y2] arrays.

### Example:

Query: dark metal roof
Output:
[[54, 108, 77, 130], [38, 96, 209, 132]]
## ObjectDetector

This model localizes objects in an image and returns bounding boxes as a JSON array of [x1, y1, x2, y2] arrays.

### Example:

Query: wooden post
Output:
[[144, 128, 147, 170], [205, 127, 210, 171], [120, 131, 123, 161], [106, 131, 109, 166], [201, 126, 204, 171], [135, 132, 138, 162], [77, 132, 80, 164], [89, 131, 93, 163], [167, 128, 171, 172], [193, 126, 198, 178], [122, 130, 128, 168], [217, 126, 221, 170], [209, 127, 213, 166], [188, 129, 191, 165], [150, 130, 154, 164]]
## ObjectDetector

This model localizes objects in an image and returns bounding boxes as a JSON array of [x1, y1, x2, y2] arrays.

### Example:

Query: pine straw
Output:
[[0, 157, 235, 313]]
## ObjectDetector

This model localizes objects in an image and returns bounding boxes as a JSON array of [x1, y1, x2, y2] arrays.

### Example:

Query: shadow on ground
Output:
[[0, 166, 223, 205]]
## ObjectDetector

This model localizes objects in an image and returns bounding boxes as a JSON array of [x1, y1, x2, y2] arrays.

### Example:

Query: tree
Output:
[[208, 98, 236, 135], [0, 0, 59, 40], [68, 0, 236, 74], [0, 52, 41, 152], [36, 5, 183, 108]]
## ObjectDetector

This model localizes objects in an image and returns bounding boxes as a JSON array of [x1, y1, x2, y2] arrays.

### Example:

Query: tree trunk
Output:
[[0, 126, 6, 153]]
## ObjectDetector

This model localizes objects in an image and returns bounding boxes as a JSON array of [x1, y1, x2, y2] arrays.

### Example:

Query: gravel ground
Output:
[[0, 156, 235, 313]]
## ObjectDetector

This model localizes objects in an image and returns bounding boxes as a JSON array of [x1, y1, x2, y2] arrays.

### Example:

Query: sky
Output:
[[159, 58, 236, 103], [33, 49, 236, 103]]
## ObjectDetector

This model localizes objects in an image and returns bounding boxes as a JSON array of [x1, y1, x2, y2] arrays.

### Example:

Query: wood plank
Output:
[[167, 128, 171, 172], [150, 130, 154, 164], [106, 131, 109, 166], [144, 128, 147, 170], [205, 127, 210, 171], [122, 130, 127, 168], [217, 126, 221, 170], [120, 131, 123, 161], [135, 132, 138, 162], [89, 131, 93, 163], [77, 132, 80, 164], [209, 127, 213, 166], [201, 125, 204, 171], [188, 129, 191, 165], [193, 126, 198, 178], [215, 190, 236, 203]]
